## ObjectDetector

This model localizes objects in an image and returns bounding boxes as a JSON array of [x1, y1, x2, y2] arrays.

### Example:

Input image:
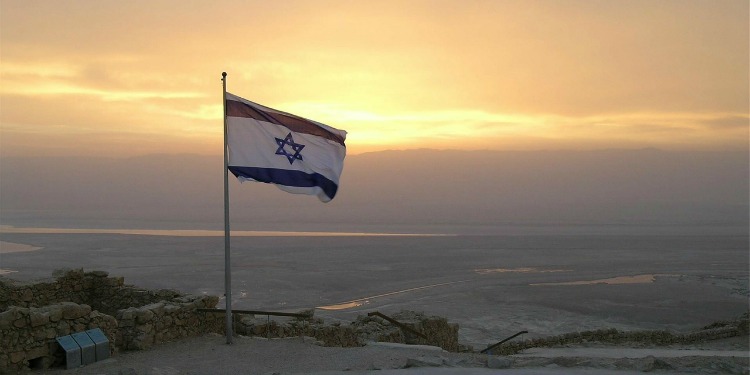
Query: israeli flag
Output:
[[226, 92, 347, 202]]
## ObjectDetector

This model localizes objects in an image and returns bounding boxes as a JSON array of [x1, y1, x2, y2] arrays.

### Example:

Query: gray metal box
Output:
[[85, 328, 110, 361], [71, 332, 96, 365], [56, 335, 81, 369]]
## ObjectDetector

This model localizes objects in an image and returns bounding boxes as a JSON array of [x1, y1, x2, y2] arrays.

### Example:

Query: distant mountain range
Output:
[[1, 149, 747, 234]]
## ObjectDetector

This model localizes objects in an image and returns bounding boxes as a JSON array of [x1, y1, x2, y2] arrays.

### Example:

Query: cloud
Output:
[[700, 115, 750, 130], [1, 1, 747, 157]]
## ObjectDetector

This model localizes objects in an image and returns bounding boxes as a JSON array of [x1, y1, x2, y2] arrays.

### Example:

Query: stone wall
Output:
[[235, 316, 361, 347], [0, 302, 117, 371], [388, 310, 459, 352], [116, 296, 222, 350], [1, 271, 460, 371], [234, 310, 460, 352], [491, 314, 750, 355], [0, 269, 182, 316], [0, 270, 221, 372]]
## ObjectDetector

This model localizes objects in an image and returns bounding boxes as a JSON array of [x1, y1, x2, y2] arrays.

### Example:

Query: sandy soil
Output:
[[0, 241, 42, 254]]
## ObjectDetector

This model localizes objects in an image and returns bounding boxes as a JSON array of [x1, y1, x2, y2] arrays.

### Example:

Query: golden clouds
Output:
[[285, 103, 748, 152], [0, 0, 747, 157]]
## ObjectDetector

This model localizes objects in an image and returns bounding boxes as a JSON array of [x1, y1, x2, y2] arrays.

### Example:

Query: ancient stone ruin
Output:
[[0, 269, 220, 371], [0, 269, 459, 372], [3, 269, 745, 372], [233, 309, 459, 351]]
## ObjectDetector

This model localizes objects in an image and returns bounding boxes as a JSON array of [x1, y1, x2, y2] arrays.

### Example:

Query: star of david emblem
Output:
[[275, 132, 305, 164]]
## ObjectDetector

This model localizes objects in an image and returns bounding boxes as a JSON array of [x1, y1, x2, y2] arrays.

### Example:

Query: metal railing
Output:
[[480, 330, 528, 354], [367, 311, 429, 341]]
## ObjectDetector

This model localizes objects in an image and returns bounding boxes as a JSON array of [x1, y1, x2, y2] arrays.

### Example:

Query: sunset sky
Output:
[[1, 0, 748, 157]]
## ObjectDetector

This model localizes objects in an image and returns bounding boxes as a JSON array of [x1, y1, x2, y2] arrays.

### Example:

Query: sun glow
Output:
[[0, 1, 747, 157]]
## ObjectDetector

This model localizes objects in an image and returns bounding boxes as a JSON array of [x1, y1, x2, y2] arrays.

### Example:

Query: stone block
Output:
[[119, 319, 135, 328], [9, 351, 24, 364], [47, 307, 63, 322], [56, 321, 71, 336], [26, 345, 49, 360], [118, 308, 137, 321], [19, 288, 33, 302], [111, 277, 125, 286], [46, 327, 57, 339], [136, 309, 154, 324], [80, 304, 92, 314], [144, 302, 165, 315], [33, 328, 47, 341], [29, 311, 50, 327], [61, 302, 86, 319], [205, 295, 220, 308], [0, 309, 15, 329]]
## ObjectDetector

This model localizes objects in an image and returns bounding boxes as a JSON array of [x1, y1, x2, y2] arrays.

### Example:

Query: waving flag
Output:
[[225, 92, 347, 202]]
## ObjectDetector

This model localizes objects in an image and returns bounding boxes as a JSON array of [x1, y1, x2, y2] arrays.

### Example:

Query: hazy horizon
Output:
[[1, 148, 747, 235]]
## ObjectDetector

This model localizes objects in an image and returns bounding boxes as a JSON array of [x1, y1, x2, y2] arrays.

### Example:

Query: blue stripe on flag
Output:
[[228, 166, 339, 201]]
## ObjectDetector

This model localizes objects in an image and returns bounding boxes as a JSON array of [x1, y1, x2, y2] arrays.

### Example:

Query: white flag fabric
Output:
[[225, 92, 347, 202]]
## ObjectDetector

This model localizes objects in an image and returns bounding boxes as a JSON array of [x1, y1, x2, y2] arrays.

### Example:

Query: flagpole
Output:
[[222, 71, 233, 344]]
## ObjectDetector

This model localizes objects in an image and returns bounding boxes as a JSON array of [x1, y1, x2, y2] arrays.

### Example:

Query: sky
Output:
[[1, 0, 748, 157]]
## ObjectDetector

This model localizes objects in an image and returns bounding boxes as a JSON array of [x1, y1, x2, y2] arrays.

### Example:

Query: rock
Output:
[[136, 309, 155, 323], [0, 310, 15, 329], [119, 308, 137, 321], [29, 311, 50, 327], [61, 302, 86, 319], [295, 309, 315, 320], [47, 307, 63, 322], [143, 302, 165, 315], [19, 288, 33, 302], [9, 351, 25, 364], [26, 345, 48, 360], [45, 328, 57, 339], [635, 356, 674, 372]]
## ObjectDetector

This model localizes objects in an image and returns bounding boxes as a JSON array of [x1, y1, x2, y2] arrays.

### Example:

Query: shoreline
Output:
[[0, 240, 42, 254], [0, 226, 448, 237]]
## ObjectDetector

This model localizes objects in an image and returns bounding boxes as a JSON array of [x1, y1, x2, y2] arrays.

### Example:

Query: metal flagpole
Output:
[[221, 72, 233, 344]]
